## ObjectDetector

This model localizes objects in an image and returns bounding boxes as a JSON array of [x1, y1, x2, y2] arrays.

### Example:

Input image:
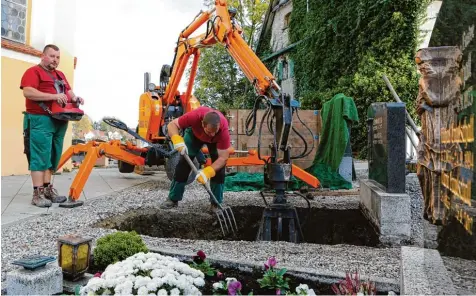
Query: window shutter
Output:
[[278, 60, 283, 80], [289, 59, 294, 78]]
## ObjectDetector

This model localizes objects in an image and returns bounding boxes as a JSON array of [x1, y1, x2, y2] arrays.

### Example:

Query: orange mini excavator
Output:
[[57, 0, 320, 242]]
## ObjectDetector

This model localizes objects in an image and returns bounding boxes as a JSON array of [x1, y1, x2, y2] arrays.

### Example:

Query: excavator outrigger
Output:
[[58, 0, 320, 243]]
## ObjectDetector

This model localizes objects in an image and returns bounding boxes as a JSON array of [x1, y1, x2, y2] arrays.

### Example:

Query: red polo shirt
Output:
[[178, 106, 231, 150], [20, 65, 72, 115]]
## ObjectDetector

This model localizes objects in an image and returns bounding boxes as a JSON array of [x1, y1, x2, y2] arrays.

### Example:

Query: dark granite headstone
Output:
[[367, 102, 406, 193]]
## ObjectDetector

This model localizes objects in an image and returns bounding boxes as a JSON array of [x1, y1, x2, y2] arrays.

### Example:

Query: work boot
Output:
[[44, 184, 67, 203], [160, 199, 178, 209], [31, 187, 52, 208]]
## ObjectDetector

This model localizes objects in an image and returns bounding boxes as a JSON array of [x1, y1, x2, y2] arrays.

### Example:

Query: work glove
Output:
[[171, 135, 188, 155], [195, 166, 216, 185]]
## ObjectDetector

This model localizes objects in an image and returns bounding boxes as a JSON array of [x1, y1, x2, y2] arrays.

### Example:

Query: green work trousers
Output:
[[23, 113, 68, 172], [168, 128, 225, 205]]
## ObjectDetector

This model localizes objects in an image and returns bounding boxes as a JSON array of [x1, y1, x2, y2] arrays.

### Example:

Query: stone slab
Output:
[[360, 179, 411, 244], [400, 246, 456, 295], [6, 263, 63, 295], [63, 273, 94, 294], [368, 102, 406, 193]]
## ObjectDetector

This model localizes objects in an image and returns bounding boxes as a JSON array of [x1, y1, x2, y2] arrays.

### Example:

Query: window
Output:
[[283, 12, 291, 29], [1, 0, 27, 43]]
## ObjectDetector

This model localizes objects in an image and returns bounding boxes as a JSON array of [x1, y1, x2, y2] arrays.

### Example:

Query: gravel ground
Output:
[[1, 176, 401, 293], [2, 171, 474, 295], [442, 256, 476, 295], [406, 174, 425, 247]]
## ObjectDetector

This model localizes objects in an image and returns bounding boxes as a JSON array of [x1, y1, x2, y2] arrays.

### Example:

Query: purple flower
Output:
[[228, 280, 242, 295], [266, 256, 277, 269], [276, 289, 281, 295]]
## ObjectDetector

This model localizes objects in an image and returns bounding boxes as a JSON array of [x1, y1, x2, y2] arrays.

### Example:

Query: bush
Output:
[[93, 231, 149, 269]]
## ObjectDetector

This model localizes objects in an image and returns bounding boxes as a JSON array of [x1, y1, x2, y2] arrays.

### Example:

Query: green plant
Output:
[[93, 231, 148, 269], [256, 256, 290, 294], [189, 250, 217, 277], [253, 0, 430, 158]]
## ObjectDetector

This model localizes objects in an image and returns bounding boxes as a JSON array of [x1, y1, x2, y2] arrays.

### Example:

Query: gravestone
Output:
[[360, 102, 411, 245], [367, 102, 407, 193], [338, 124, 353, 183]]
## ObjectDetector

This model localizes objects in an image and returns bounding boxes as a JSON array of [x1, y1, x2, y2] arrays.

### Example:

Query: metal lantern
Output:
[[57, 234, 92, 281]]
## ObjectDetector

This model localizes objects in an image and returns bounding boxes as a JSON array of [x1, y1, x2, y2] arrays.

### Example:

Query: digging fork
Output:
[[183, 153, 238, 236]]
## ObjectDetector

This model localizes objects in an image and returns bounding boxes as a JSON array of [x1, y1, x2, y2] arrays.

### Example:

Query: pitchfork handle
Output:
[[183, 153, 224, 210]]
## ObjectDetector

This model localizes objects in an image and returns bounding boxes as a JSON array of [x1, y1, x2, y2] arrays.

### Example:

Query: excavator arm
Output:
[[162, 1, 279, 107], [159, 0, 317, 192]]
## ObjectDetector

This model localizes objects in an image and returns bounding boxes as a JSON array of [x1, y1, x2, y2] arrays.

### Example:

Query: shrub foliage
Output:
[[93, 231, 149, 269]]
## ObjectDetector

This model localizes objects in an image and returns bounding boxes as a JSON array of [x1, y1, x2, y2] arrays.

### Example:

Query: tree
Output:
[[186, 0, 270, 112], [72, 114, 93, 139]]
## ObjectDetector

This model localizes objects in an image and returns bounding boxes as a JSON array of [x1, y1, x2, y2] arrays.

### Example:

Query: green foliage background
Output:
[[188, 0, 270, 113], [263, 0, 431, 158]]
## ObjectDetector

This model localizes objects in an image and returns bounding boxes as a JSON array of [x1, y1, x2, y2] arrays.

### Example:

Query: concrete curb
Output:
[[400, 246, 456, 295]]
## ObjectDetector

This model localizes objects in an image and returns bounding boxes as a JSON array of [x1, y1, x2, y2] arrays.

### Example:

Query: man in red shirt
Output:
[[160, 106, 231, 209], [20, 44, 84, 207]]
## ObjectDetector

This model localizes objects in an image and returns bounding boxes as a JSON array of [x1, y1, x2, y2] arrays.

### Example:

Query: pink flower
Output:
[[228, 280, 242, 295], [266, 256, 277, 269], [276, 289, 281, 295], [94, 272, 102, 278], [217, 271, 224, 279]]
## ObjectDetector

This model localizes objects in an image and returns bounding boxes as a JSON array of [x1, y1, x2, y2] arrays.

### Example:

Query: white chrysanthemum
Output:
[[213, 282, 224, 290], [81, 252, 204, 296], [135, 276, 153, 289], [137, 286, 150, 295], [157, 289, 168, 295], [193, 277, 205, 287], [170, 288, 181, 296], [83, 277, 103, 292], [296, 283, 310, 293]]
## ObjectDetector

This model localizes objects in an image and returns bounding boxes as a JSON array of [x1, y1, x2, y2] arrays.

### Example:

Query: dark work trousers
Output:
[[168, 128, 225, 205]]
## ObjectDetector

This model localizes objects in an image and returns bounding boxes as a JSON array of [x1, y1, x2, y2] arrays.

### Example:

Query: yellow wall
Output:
[[1, 56, 74, 176]]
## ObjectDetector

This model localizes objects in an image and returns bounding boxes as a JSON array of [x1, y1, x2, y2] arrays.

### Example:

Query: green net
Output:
[[224, 172, 301, 192], [223, 93, 359, 192]]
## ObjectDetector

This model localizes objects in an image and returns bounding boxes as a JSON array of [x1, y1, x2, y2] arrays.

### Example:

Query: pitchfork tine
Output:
[[226, 207, 238, 231], [182, 154, 238, 237], [221, 208, 235, 235], [217, 210, 229, 233]]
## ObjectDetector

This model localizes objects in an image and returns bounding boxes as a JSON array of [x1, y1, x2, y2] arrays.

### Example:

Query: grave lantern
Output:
[[57, 234, 92, 281]]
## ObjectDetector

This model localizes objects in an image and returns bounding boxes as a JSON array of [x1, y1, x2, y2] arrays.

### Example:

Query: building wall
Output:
[[270, 1, 292, 52], [1, 0, 77, 176], [269, 1, 296, 100]]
